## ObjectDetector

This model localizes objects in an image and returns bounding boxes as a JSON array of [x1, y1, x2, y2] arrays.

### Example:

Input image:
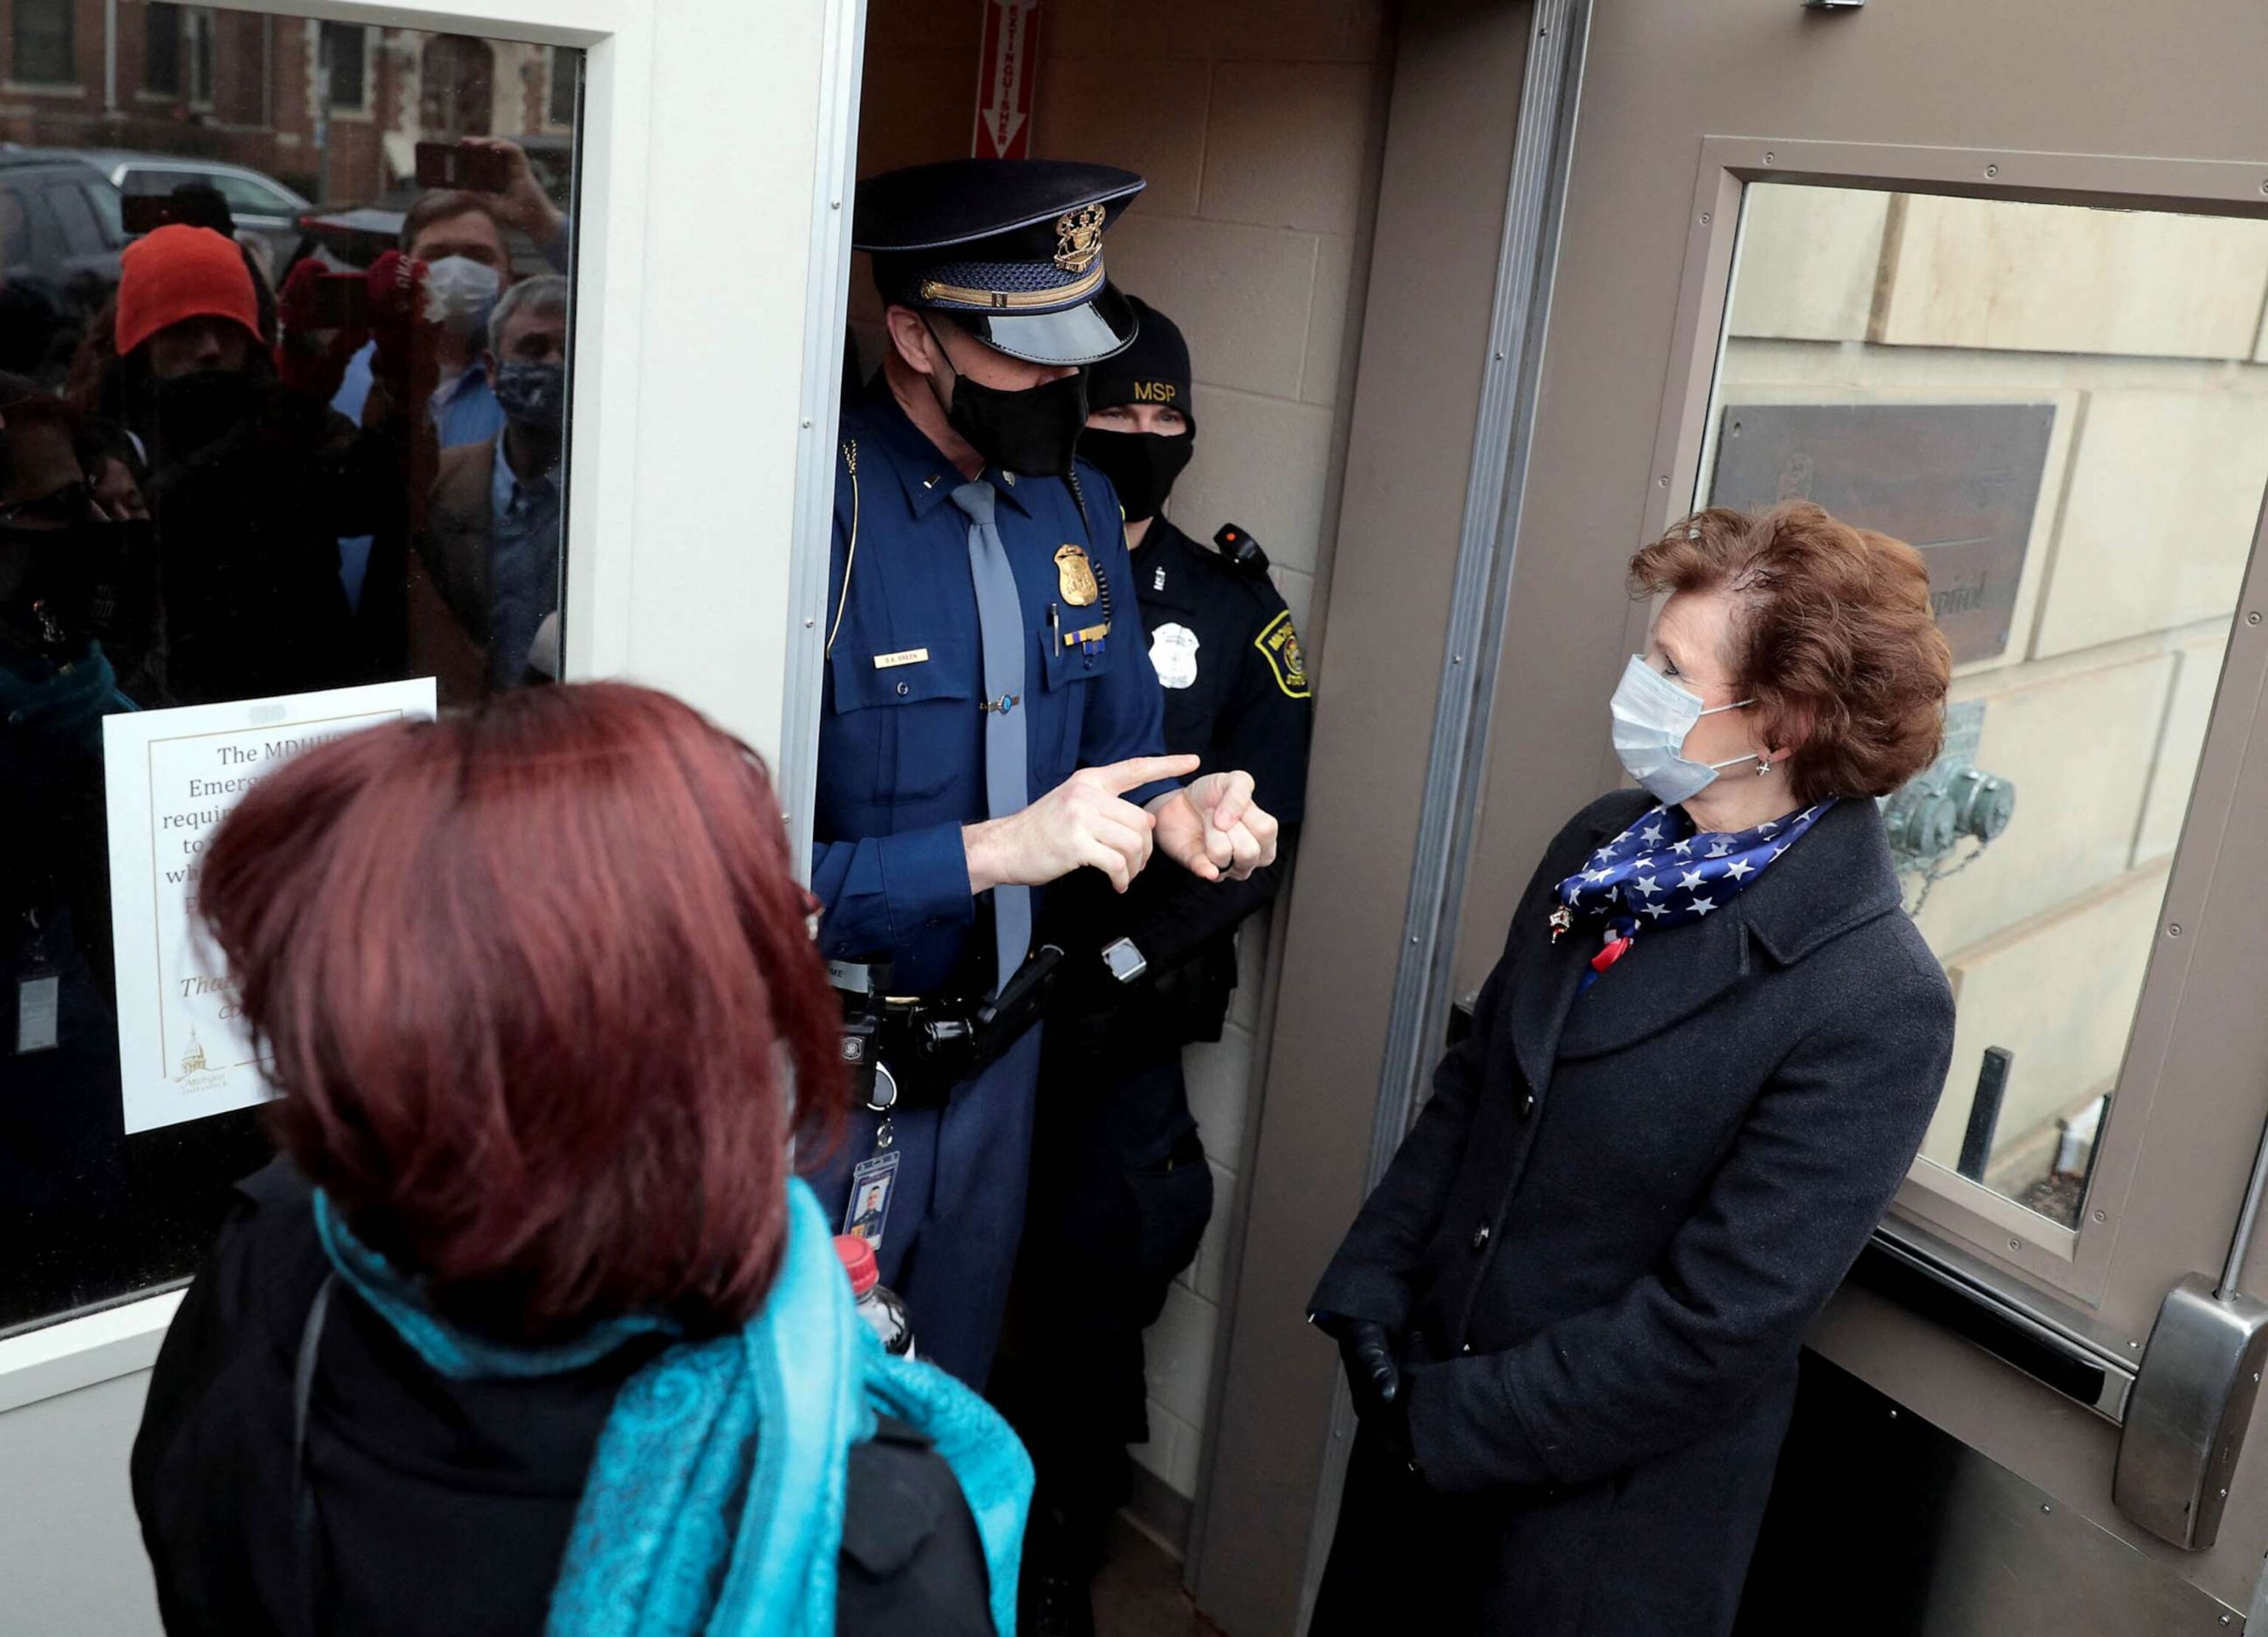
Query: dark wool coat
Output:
[[132, 1161, 994, 1637], [1309, 790, 1954, 1637]]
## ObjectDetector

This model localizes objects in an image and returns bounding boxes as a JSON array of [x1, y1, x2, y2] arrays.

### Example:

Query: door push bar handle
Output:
[[2114, 1111, 2268, 1550]]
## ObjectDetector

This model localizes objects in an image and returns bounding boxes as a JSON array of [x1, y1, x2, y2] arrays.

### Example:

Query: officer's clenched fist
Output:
[[963, 755, 1200, 894], [1151, 769, 1280, 882]]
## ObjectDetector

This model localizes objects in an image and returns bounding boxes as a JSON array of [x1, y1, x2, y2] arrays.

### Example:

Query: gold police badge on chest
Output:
[[1055, 544, 1101, 607]]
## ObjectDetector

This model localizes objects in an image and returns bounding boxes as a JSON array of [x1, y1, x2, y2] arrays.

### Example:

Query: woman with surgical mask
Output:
[[1306, 502, 1957, 1637]]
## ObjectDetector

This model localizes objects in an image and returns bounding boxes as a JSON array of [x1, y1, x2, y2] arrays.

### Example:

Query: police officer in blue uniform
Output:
[[994, 298, 1316, 1636], [811, 160, 1283, 1388]]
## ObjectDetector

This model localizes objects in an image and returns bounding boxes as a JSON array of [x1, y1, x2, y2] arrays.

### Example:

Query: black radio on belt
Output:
[[834, 946, 1065, 1113]]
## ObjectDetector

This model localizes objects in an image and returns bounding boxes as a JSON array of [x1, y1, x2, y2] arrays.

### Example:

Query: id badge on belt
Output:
[[843, 988, 902, 1242], [844, 1141, 901, 1252]]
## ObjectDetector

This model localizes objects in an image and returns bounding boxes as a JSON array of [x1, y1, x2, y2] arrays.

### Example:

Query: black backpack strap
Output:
[[292, 1274, 336, 1637]]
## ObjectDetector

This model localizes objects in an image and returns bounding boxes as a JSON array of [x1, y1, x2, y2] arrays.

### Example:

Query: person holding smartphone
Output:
[[330, 138, 569, 452]]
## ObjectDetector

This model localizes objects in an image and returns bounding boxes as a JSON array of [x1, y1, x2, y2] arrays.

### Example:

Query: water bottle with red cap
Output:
[[834, 1234, 915, 1357]]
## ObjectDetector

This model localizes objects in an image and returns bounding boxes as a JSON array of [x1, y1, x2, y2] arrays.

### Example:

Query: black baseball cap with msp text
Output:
[[1087, 295, 1193, 433]]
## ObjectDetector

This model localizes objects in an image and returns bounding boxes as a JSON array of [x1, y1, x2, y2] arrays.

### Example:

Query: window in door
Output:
[[0, 14, 588, 1342], [1699, 182, 2268, 1236]]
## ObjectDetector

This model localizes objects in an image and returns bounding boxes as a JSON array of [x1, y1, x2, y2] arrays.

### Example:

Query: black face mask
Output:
[[927, 320, 1090, 478], [1078, 427, 1194, 524], [494, 360, 568, 436], [151, 367, 259, 460]]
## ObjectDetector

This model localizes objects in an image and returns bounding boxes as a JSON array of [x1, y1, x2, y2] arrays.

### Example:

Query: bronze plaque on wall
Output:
[[1705, 402, 2057, 665]]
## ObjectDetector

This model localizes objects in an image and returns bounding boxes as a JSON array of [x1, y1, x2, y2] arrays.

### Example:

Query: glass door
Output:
[[1437, 8, 2268, 1621], [1697, 180, 2268, 1286]]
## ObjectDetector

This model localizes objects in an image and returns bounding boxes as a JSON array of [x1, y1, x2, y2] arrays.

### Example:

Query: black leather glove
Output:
[[1314, 1314, 1401, 1421], [1342, 1319, 1402, 1424], [1315, 1313, 1423, 1477]]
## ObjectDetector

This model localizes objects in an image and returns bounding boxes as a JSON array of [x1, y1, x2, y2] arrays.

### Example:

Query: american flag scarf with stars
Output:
[[1550, 799, 1836, 978]]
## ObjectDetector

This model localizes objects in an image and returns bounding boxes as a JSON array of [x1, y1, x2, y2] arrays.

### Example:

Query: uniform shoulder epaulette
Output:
[[1212, 522, 1271, 579]]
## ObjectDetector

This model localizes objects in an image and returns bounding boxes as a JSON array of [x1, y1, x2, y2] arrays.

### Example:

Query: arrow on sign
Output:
[[975, 0, 1041, 159]]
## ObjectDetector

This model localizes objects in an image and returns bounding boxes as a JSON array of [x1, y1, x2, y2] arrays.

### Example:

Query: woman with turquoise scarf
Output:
[[131, 682, 1032, 1636]]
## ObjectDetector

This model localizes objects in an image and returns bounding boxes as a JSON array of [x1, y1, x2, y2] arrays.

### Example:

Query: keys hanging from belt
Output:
[[829, 945, 1065, 1119]]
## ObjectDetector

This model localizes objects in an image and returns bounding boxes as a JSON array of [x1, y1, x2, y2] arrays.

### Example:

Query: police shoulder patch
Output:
[[1254, 609, 1310, 699]]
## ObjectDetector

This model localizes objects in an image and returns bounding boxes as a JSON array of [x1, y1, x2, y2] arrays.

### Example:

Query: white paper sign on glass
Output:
[[101, 680, 438, 1135]]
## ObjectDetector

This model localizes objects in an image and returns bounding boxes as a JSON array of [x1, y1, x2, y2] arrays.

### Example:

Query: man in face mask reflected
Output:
[[810, 160, 1282, 1389], [330, 140, 570, 450], [410, 275, 568, 703]]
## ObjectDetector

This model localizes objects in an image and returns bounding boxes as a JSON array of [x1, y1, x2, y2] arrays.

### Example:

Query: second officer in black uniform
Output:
[[994, 297, 1316, 1636]]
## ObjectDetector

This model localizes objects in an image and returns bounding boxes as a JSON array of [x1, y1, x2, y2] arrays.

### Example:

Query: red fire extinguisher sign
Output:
[[972, 0, 1042, 159]]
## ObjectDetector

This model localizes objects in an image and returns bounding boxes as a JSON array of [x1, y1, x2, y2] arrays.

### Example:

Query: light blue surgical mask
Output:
[[423, 254, 501, 340], [1609, 653, 1758, 805]]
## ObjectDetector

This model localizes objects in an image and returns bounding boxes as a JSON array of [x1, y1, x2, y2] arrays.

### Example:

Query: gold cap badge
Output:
[[1053, 204, 1107, 274], [1056, 543, 1101, 607]]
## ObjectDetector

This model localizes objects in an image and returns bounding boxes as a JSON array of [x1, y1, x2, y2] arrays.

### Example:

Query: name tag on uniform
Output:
[[873, 648, 930, 670]]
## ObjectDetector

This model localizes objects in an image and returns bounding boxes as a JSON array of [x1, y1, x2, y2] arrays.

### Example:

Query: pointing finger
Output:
[[1095, 753, 1200, 795]]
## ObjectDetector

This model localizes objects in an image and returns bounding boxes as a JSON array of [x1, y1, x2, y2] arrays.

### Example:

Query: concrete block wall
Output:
[[853, 0, 1389, 1504], [1036, 0, 1386, 1500], [1717, 185, 2268, 1188]]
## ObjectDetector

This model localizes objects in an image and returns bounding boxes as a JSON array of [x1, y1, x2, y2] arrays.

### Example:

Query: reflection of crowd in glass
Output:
[[0, 135, 568, 735], [1, 138, 570, 1243]]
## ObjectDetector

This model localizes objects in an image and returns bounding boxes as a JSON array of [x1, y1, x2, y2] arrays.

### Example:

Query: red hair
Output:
[[196, 682, 845, 1338], [1629, 502, 1951, 803]]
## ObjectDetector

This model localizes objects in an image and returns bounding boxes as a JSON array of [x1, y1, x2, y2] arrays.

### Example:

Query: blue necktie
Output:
[[950, 480, 1031, 992]]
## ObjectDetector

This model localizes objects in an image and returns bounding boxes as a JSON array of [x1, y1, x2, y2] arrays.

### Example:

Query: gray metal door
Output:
[[1203, 1, 2268, 1630]]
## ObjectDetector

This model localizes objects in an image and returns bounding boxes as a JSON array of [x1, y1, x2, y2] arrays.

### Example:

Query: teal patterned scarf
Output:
[[314, 1178, 1031, 1636]]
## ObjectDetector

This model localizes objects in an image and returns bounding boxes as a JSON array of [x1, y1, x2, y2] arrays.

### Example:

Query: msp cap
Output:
[[856, 158, 1144, 366], [1087, 295, 1193, 431]]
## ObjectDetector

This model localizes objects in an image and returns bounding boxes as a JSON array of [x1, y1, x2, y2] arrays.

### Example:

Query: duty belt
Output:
[[831, 947, 1063, 1115]]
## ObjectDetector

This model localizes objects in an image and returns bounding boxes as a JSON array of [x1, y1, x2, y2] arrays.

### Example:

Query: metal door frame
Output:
[[1207, 4, 2268, 1628]]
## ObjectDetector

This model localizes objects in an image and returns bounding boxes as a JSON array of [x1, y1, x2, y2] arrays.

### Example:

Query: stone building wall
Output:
[[1714, 185, 2268, 1200]]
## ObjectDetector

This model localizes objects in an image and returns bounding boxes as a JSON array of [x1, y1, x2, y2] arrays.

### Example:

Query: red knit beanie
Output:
[[114, 224, 261, 357]]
